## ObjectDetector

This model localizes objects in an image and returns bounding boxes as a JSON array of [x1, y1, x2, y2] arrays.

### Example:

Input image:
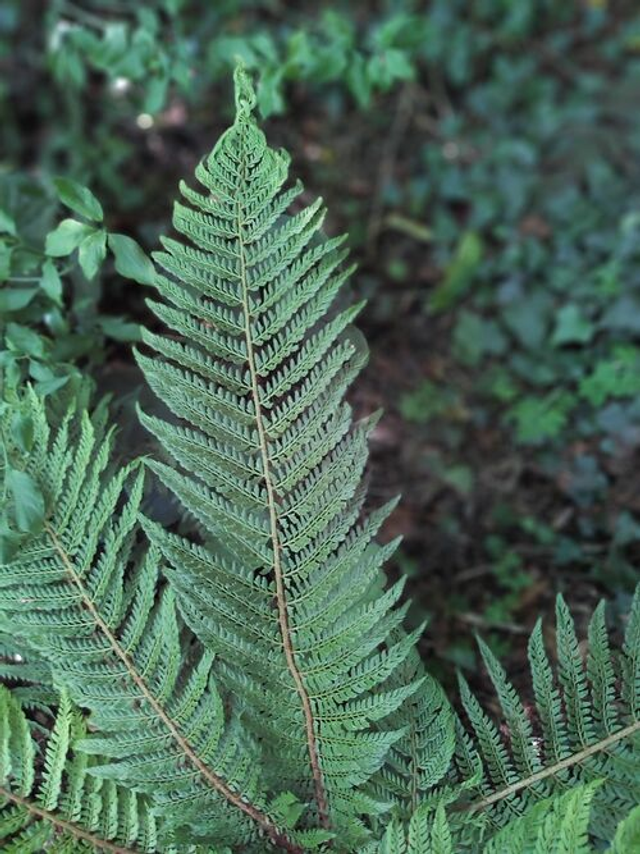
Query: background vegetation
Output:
[[2, 0, 640, 702]]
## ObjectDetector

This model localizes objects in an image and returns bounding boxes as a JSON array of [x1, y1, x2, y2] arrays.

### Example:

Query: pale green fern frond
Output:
[[454, 588, 640, 845], [136, 65, 427, 844], [0, 388, 306, 852], [1, 684, 158, 853]]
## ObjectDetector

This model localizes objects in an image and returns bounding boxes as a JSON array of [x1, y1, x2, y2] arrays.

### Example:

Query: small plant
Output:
[[1, 68, 639, 853]]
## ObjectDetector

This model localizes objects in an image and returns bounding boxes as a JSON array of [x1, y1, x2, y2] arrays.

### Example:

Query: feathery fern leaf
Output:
[[137, 64, 429, 842], [371, 803, 452, 854], [455, 587, 640, 845], [370, 645, 456, 816], [374, 783, 640, 854], [0, 684, 159, 853], [0, 388, 308, 852]]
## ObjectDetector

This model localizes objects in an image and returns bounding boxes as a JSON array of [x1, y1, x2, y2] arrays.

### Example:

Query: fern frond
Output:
[[136, 64, 425, 842], [0, 684, 158, 853], [456, 587, 640, 845], [0, 388, 305, 852], [0, 627, 57, 713], [371, 645, 456, 815], [376, 783, 640, 854]]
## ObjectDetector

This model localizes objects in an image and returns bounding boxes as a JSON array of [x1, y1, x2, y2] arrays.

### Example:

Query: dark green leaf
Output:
[[0, 209, 17, 236], [11, 413, 34, 454], [40, 259, 63, 305], [45, 219, 95, 257], [552, 304, 594, 346], [0, 287, 38, 312], [5, 323, 46, 357], [108, 234, 155, 284], [100, 316, 142, 342], [53, 177, 104, 222], [78, 229, 107, 279], [6, 468, 45, 533]]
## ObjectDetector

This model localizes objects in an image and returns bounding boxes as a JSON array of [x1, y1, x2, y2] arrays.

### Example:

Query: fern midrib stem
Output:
[[237, 211, 331, 830], [0, 785, 139, 854], [43, 522, 302, 854], [409, 712, 419, 814], [467, 717, 640, 812]]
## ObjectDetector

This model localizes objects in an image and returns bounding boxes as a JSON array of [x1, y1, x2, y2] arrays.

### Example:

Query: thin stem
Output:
[[44, 522, 301, 853], [0, 786, 139, 854], [467, 718, 640, 813]]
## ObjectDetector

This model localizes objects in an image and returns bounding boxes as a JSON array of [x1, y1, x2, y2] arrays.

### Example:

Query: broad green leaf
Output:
[[99, 316, 142, 342], [552, 304, 594, 346], [40, 259, 63, 305], [5, 323, 46, 358], [108, 233, 155, 284], [0, 209, 17, 236], [53, 177, 104, 221], [11, 413, 34, 453], [508, 392, 576, 444], [78, 229, 107, 279], [0, 518, 22, 563], [6, 468, 45, 533], [0, 241, 13, 281], [45, 219, 95, 257], [579, 348, 640, 406], [607, 804, 640, 853], [0, 287, 38, 312]]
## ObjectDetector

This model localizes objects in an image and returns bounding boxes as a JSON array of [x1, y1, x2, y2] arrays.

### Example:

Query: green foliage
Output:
[[1, 685, 161, 853], [454, 589, 640, 846], [0, 387, 305, 851], [385, 0, 640, 622], [1, 53, 640, 854]]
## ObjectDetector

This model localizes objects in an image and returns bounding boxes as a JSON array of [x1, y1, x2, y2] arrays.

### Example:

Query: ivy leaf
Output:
[[6, 468, 45, 533], [579, 348, 640, 406], [45, 219, 95, 257], [108, 234, 155, 284], [53, 177, 104, 222], [40, 259, 63, 305], [78, 229, 107, 279], [552, 304, 594, 346], [508, 393, 576, 444]]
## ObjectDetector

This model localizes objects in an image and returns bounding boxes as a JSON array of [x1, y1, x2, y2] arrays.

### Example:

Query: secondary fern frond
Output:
[[0, 388, 305, 852], [373, 783, 640, 854], [455, 588, 640, 845], [137, 65, 428, 843], [0, 684, 158, 853], [370, 646, 456, 816]]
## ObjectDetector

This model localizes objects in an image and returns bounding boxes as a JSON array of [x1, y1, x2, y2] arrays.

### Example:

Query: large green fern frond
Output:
[[136, 65, 429, 843], [0, 388, 307, 852], [454, 588, 640, 845], [1, 684, 159, 853]]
